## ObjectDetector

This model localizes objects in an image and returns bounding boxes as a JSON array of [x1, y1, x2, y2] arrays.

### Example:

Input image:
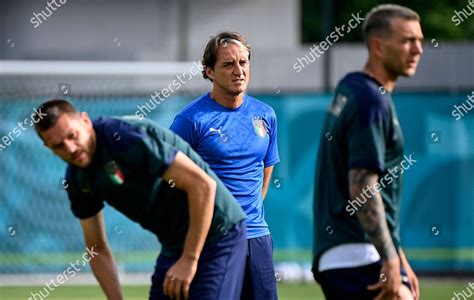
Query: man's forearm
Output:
[[350, 168, 398, 261], [399, 248, 410, 268], [182, 179, 216, 261], [262, 166, 274, 200], [262, 181, 270, 200], [89, 245, 123, 299]]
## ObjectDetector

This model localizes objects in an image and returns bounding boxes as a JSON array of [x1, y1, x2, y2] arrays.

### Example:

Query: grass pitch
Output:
[[0, 280, 469, 299]]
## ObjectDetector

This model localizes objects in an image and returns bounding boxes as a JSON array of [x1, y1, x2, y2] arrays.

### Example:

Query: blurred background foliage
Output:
[[302, 0, 474, 42]]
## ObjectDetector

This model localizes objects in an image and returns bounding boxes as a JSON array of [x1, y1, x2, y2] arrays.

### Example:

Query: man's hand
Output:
[[400, 250, 419, 300], [163, 256, 198, 300], [161, 151, 216, 299], [367, 258, 402, 300]]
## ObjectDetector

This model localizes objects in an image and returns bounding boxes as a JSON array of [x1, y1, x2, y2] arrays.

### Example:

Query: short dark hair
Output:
[[363, 4, 420, 47], [201, 31, 251, 82], [34, 99, 78, 135]]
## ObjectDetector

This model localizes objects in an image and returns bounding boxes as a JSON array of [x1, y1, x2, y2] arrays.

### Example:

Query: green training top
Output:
[[65, 116, 246, 257], [313, 72, 407, 269]]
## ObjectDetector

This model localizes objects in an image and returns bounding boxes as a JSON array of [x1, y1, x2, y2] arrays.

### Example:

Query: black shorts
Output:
[[313, 261, 410, 300]]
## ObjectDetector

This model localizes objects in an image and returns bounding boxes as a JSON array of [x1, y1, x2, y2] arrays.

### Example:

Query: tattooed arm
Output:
[[349, 168, 402, 300], [349, 168, 397, 260]]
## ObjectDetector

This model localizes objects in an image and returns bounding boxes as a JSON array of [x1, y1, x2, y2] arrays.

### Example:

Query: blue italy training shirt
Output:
[[170, 93, 280, 239]]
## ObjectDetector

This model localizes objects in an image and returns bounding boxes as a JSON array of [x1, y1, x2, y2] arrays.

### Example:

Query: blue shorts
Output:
[[241, 234, 279, 300], [313, 260, 410, 300], [149, 220, 247, 300]]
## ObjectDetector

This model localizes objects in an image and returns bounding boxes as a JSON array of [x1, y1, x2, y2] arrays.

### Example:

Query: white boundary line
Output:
[[0, 273, 152, 286], [0, 60, 195, 76]]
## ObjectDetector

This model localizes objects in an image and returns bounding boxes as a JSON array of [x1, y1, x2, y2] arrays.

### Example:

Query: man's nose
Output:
[[233, 63, 243, 75], [64, 139, 77, 154], [412, 40, 423, 55]]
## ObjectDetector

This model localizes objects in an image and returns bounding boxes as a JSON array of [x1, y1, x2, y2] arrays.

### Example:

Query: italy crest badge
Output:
[[252, 118, 267, 138], [104, 161, 125, 185]]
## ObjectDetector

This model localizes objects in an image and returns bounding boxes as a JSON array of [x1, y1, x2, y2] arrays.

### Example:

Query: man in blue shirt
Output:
[[35, 99, 247, 300], [171, 31, 280, 299]]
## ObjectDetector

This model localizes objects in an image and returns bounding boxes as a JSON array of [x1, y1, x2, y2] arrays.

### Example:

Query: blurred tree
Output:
[[302, 0, 474, 43]]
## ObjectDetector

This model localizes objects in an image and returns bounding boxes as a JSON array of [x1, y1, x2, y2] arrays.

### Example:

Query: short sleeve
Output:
[[100, 118, 179, 178], [263, 110, 280, 167], [346, 96, 390, 174], [141, 126, 179, 177], [170, 115, 198, 149], [65, 168, 104, 219]]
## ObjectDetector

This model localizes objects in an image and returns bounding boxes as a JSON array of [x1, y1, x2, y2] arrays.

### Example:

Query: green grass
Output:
[[0, 281, 469, 300], [2, 248, 473, 265]]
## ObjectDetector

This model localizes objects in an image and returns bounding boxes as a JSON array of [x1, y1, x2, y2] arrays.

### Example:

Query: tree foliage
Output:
[[302, 0, 474, 42]]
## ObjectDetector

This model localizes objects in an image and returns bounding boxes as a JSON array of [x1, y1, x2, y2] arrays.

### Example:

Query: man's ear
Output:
[[369, 36, 384, 59], [205, 67, 215, 81], [36, 130, 48, 147], [41, 135, 53, 151], [80, 112, 93, 128]]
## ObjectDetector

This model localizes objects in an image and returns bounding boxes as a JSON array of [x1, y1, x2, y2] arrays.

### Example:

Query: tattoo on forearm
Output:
[[349, 169, 398, 260]]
